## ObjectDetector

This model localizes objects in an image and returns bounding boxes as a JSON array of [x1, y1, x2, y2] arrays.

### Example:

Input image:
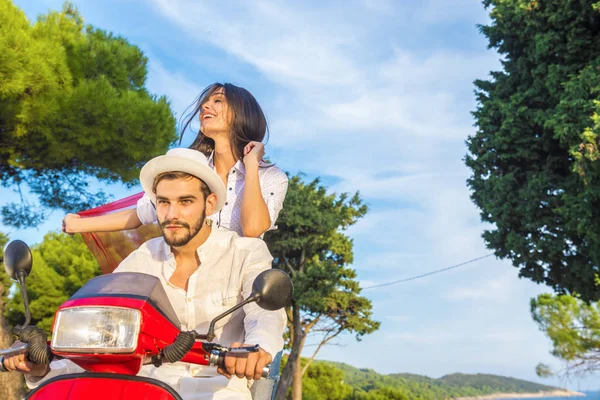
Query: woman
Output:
[[63, 83, 288, 238]]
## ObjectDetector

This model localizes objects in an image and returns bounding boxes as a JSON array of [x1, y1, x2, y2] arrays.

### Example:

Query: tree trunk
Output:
[[291, 348, 303, 400], [274, 303, 303, 400], [0, 284, 25, 400]]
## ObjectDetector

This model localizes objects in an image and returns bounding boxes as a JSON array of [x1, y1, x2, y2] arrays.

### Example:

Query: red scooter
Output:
[[0, 240, 293, 400]]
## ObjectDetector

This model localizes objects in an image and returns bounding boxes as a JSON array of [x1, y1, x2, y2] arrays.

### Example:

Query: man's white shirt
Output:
[[27, 228, 286, 399]]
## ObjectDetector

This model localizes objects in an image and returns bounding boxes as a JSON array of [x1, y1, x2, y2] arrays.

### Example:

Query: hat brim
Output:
[[139, 155, 226, 215]]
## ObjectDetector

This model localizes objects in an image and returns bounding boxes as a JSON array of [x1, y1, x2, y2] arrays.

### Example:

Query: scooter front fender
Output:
[[25, 373, 183, 400]]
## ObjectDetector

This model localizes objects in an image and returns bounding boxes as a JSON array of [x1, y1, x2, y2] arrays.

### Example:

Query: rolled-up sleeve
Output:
[[136, 194, 158, 225], [240, 241, 287, 358], [261, 168, 289, 232]]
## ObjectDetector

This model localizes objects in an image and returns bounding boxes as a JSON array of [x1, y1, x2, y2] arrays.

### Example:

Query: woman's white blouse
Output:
[[137, 155, 288, 237]]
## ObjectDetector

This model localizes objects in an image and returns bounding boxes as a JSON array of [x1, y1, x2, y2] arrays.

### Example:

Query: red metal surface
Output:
[[180, 341, 210, 365], [27, 377, 179, 400], [34, 282, 216, 399], [50, 296, 208, 375]]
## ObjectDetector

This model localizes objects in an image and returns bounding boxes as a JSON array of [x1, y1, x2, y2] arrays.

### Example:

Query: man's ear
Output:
[[205, 193, 218, 215]]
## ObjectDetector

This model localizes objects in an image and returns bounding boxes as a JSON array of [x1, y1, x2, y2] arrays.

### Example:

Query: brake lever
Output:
[[228, 345, 260, 354], [201, 343, 260, 354]]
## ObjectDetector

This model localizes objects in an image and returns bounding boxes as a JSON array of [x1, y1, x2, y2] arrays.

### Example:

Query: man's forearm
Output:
[[244, 307, 287, 358]]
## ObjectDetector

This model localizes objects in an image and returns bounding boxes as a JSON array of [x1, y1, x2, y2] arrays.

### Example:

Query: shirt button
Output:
[[225, 202, 228, 206], [187, 298, 192, 303], [270, 192, 274, 195], [229, 187, 232, 191]]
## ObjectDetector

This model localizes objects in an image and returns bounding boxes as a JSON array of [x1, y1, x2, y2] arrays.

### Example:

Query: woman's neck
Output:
[[212, 139, 237, 174]]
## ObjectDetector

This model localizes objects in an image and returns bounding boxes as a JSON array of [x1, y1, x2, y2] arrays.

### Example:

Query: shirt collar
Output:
[[233, 160, 246, 176], [207, 151, 246, 176]]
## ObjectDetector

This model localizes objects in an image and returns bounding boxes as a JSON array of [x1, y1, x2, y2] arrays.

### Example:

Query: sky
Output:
[[4, 0, 600, 392]]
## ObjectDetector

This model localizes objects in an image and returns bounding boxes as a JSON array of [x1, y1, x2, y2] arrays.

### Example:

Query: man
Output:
[[3, 148, 287, 399]]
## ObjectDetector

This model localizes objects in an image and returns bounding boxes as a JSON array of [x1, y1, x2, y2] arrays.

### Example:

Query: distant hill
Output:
[[322, 361, 559, 399], [438, 372, 558, 392]]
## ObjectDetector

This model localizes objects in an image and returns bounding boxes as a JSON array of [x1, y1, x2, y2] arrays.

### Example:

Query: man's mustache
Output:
[[160, 220, 190, 229]]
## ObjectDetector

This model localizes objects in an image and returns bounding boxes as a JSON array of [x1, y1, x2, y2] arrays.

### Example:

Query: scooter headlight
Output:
[[51, 307, 141, 353]]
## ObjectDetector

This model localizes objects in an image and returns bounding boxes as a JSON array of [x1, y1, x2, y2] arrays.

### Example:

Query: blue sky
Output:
[[5, 0, 600, 391]]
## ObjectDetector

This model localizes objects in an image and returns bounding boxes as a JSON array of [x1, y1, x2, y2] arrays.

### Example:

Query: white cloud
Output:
[[358, 0, 395, 14], [359, 251, 429, 270], [416, 0, 490, 24], [445, 274, 514, 302], [386, 315, 411, 323], [389, 332, 454, 345], [148, 0, 364, 89], [146, 58, 203, 121]]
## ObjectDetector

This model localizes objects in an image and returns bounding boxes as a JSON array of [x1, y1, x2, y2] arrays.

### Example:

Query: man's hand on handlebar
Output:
[[218, 342, 272, 381], [3, 341, 49, 377]]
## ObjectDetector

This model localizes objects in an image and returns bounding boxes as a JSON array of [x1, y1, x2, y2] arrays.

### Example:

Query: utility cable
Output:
[[362, 254, 494, 290]]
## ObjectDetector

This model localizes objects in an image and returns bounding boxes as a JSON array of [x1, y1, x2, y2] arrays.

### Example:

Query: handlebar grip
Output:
[[0, 343, 29, 357], [214, 353, 271, 379], [19, 326, 52, 364]]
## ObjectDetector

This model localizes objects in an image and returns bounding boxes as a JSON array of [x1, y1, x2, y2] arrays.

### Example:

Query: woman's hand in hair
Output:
[[243, 141, 265, 169]]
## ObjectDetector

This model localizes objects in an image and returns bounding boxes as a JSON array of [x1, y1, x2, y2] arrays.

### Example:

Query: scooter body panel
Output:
[[25, 373, 183, 400]]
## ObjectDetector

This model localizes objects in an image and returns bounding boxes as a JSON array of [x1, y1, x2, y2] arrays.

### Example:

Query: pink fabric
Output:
[[78, 192, 144, 216], [78, 192, 161, 274]]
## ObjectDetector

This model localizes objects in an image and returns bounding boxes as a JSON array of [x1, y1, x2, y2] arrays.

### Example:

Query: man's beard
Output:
[[160, 209, 206, 247]]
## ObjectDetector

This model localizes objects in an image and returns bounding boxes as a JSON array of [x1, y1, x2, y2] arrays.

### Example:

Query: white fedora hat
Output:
[[139, 148, 226, 214]]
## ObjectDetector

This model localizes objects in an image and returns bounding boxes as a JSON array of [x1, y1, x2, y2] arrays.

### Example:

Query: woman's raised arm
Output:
[[62, 209, 142, 234]]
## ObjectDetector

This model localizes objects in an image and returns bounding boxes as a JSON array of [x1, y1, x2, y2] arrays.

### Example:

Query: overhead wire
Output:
[[362, 253, 495, 290]]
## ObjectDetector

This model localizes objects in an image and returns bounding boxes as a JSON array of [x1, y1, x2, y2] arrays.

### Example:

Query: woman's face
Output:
[[200, 88, 231, 139]]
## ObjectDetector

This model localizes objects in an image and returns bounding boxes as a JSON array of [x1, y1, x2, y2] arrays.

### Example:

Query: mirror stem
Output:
[[202, 293, 259, 342], [17, 271, 31, 330]]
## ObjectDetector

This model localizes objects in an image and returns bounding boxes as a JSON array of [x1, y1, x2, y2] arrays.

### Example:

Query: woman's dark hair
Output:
[[180, 83, 269, 161]]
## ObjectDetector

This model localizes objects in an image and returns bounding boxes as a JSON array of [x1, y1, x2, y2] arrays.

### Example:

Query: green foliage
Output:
[[436, 373, 554, 392], [351, 386, 409, 400], [0, 232, 10, 308], [301, 360, 559, 400], [4, 232, 100, 333], [265, 175, 379, 337], [466, 0, 600, 301], [0, 0, 177, 228], [265, 175, 379, 397], [302, 361, 354, 400], [531, 293, 600, 372], [535, 363, 553, 378]]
